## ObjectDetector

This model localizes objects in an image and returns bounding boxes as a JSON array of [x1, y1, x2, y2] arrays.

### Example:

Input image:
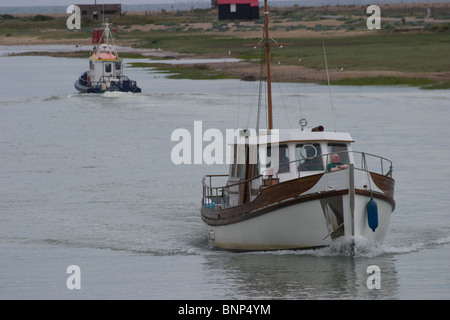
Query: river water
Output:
[[0, 50, 449, 301]]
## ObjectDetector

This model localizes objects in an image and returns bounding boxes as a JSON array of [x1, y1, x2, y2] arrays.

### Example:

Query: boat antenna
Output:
[[322, 40, 337, 132]]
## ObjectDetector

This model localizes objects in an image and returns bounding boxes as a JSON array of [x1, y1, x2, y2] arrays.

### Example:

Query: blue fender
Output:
[[367, 198, 378, 232]]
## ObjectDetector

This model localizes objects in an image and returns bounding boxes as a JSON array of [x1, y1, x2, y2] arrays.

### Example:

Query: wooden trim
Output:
[[202, 189, 348, 226], [370, 172, 395, 200], [201, 171, 396, 226], [202, 173, 322, 225]]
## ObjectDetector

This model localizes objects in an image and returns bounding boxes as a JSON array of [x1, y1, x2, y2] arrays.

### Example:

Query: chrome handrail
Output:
[[202, 174, 263, 208], [293, 150, 393, 177]]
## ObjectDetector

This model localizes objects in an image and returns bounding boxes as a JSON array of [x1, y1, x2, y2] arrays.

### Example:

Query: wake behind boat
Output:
[[74, 20, 141, 93], [201, 0, 395, 251]]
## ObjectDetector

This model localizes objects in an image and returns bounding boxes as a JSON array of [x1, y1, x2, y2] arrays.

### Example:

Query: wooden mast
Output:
[[263, 0, 273, 130], [245, 0, 291, 130]]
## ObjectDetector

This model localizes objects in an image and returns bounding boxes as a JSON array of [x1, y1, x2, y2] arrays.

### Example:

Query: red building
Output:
[[218, 0, 259, 20]]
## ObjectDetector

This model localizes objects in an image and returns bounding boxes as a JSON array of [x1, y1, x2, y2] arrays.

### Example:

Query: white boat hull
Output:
[[353, 194, 392, 243], [209, 199, 332, 250], [207, 194, 392, 251], [203, 165, 395, 251]]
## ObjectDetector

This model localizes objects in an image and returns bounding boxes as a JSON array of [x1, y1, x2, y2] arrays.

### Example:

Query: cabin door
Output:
[[104, 62, 112, 76], [238, 144, 257, 205]]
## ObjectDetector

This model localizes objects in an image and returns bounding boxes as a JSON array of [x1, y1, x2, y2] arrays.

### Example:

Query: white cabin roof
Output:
[[228, 128, 354, 145]]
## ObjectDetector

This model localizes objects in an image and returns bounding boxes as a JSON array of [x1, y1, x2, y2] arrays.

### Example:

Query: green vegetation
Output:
[[327, 76, 435, 86], [291, 33, 450, 73], [421, 81, 450, 90], [325, 76, 450, 90], [129, 62, 237, 80], [126, 32, 450, 75]]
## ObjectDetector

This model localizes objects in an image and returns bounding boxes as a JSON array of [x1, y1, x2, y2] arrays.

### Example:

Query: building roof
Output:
[[218, 0, 259, 6]]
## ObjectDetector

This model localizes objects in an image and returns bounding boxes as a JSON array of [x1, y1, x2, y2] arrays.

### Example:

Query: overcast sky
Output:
[[0, 0, 210, 7]]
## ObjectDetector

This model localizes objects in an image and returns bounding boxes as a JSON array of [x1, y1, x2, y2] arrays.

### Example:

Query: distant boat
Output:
[[201, 0, 395, 251], [74, 20, 141, 93]]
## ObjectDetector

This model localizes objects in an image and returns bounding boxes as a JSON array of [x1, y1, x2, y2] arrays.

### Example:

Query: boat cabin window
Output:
[[115, 61, 121, 70], [327, 143, 349, 163], [296, 143, 324, 172], [105, 63, 112, 73], [265, 144, 290, 174]]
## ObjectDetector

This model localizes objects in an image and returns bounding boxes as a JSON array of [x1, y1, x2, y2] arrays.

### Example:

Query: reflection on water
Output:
[[203, 249, 400, 299]]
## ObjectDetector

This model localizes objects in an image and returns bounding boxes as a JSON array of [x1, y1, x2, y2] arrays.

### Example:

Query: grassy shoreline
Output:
[[2, 4, 450, 88], [323, 76, 450, 89]]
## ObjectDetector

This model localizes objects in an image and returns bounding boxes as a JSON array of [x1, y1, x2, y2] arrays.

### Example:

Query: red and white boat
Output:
[[75, 20, 141, 93]]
